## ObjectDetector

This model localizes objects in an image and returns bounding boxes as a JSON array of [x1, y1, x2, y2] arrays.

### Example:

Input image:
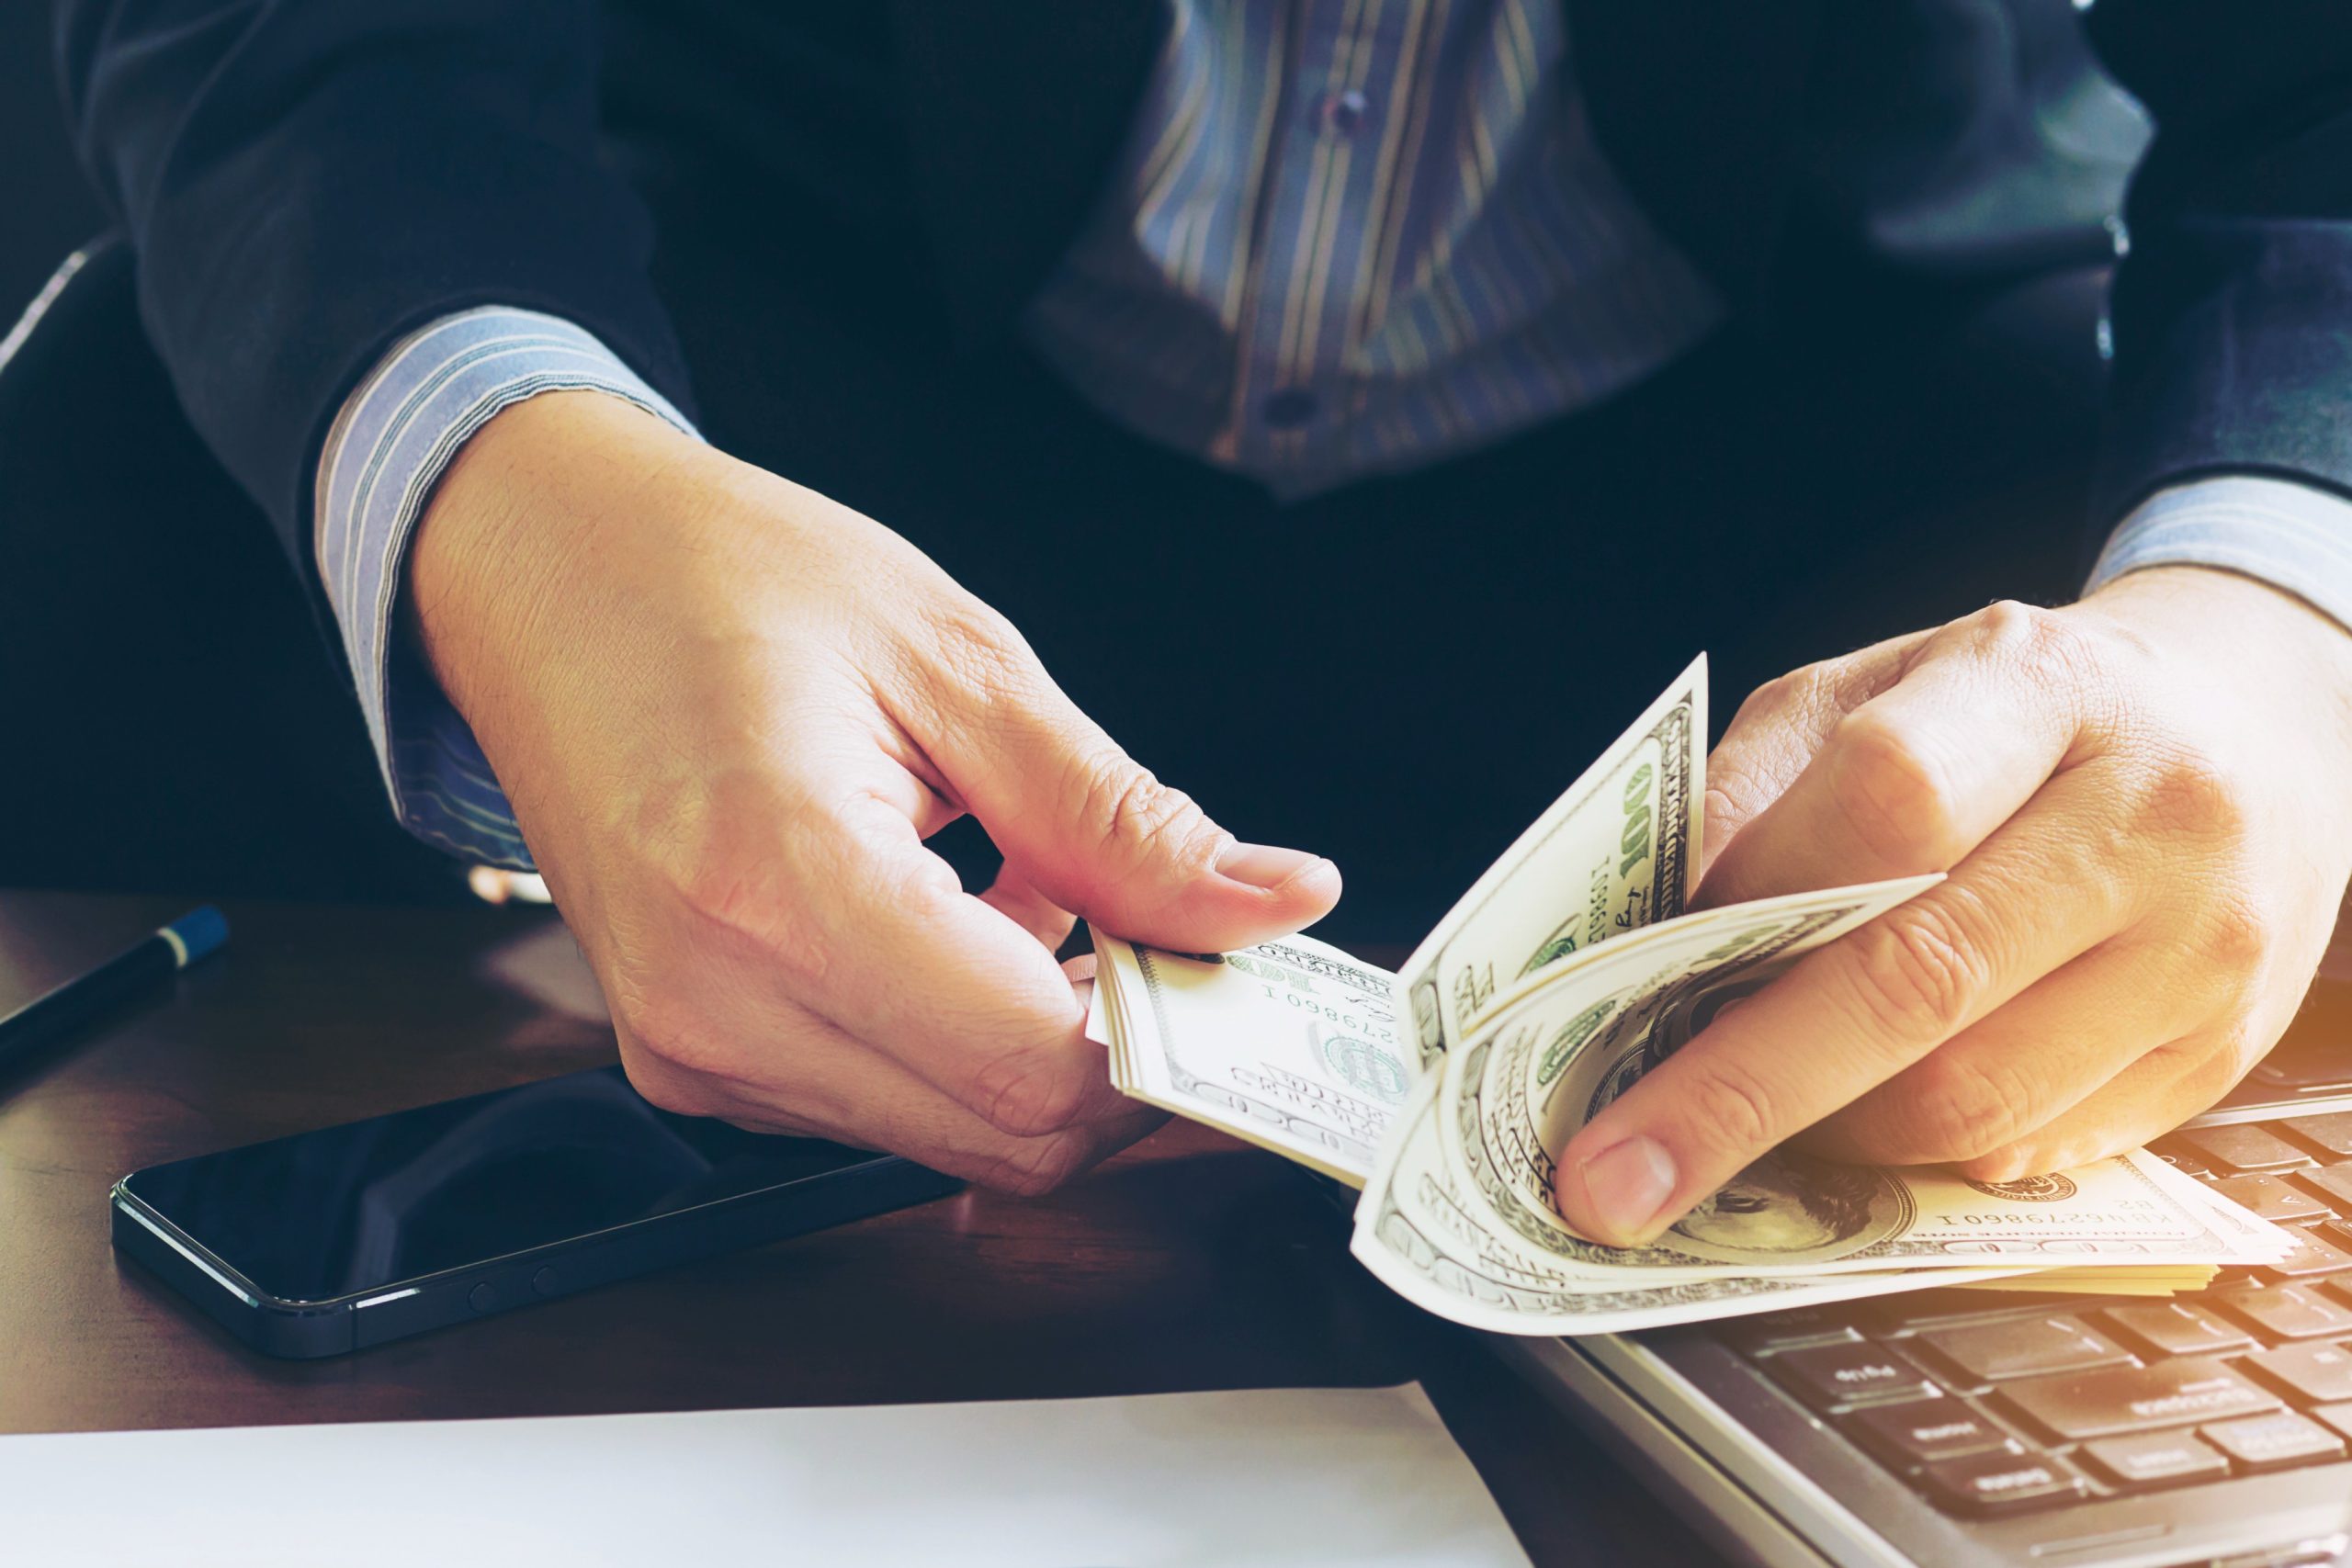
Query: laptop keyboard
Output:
[[1714, 1111, 2352, 1517]]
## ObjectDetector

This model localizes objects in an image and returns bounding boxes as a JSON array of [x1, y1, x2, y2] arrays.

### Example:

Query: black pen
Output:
[[0, 907, 229, 1073]]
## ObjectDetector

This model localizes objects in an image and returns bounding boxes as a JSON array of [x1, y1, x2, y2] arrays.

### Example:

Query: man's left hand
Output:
[[1551, 565, 2352, 1248]]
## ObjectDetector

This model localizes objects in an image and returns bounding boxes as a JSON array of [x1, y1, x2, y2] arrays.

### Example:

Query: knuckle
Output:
[[1965, 597, 2048, 651], [1840, 899, 1991, 1041], [615, 1039, 713, 1117], [1701, 781, 1754, 840], [1826, 710, 1961, 865], [672, 855, 786, 951], [626, 1072, 707, 1120], [1078, 754, 1219, 876], [1957, 1141, 2047, 1185], [614, 976, 821, 1105], [611, 984, 703, 1068], [1740, 660, 1854, 738], [613, 986, 749, 1086], [1683, 1060, 1786, 1153], [980, 1133, 1091, 1198], [1736, 664, 1826, 728], [920, 594, 1042, 707], [1899, 1052, 2032, 1163], [1970, 599, 2077, 667], [2135, 745, 2249, 844], [659, 816, 851, 996], [2184, 1033, 2256, 1110], [1966, 599, 2112, 693], [2199, 890, 2273, 975], [967, 1045, 1091, 1138]]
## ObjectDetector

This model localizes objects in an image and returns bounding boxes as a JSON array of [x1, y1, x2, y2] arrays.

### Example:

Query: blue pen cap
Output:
[[162, 906, 230, 968]]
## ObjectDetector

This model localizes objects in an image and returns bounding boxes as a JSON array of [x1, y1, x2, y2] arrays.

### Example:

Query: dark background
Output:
[[6, 7, 105, 317]]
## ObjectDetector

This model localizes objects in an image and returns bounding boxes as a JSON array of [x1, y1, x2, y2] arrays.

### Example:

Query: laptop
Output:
[[1498, 972, 2352, 1568]]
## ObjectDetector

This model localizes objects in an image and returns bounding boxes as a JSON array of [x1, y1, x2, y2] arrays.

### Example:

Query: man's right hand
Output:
[[406, 391, 1340, 1191]]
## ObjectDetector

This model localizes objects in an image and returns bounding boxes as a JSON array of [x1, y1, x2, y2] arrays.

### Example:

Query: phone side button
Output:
[[468, 1282, 498, 1314], [532, 1266, 561, 1298]]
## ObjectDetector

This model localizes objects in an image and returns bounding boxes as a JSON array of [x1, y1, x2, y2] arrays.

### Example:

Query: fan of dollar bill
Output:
[[1083, 656, 2291, 1334]]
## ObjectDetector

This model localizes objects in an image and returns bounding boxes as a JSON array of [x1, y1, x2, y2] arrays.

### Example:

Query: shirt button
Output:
[[1262, 389, 1319, 429], [1317, 88, 1371, 138]]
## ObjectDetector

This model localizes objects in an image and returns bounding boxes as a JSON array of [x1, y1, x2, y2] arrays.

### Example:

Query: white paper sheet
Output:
[[2, 1382, 1532, 1566]]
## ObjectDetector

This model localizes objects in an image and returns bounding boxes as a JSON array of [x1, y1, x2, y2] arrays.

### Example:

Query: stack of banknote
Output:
[[1084, 658, 2290, 1335]]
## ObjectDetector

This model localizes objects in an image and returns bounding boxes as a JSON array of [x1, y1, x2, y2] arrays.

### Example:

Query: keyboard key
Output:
[[1843, 1398, 2014, 1467], [1915, 1316, 2132, 1385], [2291, 1164, 2352, 1214], [2263, 1225, 2352, 1281], [2177, 1123, 2316, 1174], [2252, 1042, 2352, 1092], [2199, 1411, 2347, 1472], [1770, 1342, 1938, 1410], [2311, 1402, 2352, 1443], [1996, 1358, 2278, 1441], [2079, 1430, 2231, 1489], [2243, 1343, 2352, 1406], [2283, 1113, 2352, 1158], [2098, 1302, 2256, 1359], [1922, 1450, 2086, 1515], [2213, 1172, 2333, 1224], [1853, 1293, 2076, 1337], [1721, 1306, 1862, 1356], [2145, 1138, 2213, 1179], [2212, 1283, 2352, 1341]]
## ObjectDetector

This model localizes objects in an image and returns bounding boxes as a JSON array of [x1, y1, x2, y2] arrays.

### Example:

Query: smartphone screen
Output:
[[120, 1066, 880, 1304]]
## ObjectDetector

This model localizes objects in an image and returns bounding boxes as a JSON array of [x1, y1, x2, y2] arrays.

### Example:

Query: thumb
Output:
[[907, 620, 1340, 952], [995, 737, 1340, 952]]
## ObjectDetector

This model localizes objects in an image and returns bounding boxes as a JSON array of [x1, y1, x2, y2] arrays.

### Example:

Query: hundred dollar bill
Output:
[[1089, 652, 2288, 1330], [1394, 655, 1706, 1071], [1433, 885, 2291, 1277], [1092, 933, 1411, 1186], [1349, 1078, 2033, 1335], [1958, 1271, 2219, 1296]]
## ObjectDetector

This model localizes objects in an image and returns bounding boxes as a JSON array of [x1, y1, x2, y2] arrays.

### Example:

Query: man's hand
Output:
[[1552, 567, 2352, 1247], [407, 392, 1340, 1192]]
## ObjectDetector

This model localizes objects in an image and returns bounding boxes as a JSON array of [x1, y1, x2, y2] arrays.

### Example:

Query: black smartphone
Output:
[[110, 1065, 961, 1358]]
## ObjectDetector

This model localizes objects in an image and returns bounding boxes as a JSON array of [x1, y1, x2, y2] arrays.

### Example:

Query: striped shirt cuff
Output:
[[314, 307, 699, 867], [2088, 475, 2352, 636]]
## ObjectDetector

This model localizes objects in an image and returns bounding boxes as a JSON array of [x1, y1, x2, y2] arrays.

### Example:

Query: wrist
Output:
[[405, 389, 705, 748], [2087, 561, 2352, 652], [2086, 563, 2352, 740]]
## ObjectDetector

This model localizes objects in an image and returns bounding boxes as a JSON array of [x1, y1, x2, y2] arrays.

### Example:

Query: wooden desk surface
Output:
[[0, 891, 1724, 1565]]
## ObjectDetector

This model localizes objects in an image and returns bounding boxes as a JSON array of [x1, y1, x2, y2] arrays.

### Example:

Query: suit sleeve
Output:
[[54, 0, 696, 579], [318, 307, 700, 868], [2086, 1, 2352, 525]]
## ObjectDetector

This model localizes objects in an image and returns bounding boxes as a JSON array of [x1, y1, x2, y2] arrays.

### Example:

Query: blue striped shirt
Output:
[[314, 1, 2352, 869], [1025, 0, 1721, 496], [314, 307, 695, 866]]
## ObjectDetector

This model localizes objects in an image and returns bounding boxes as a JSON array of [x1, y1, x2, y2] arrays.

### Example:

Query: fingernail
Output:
[[1216, 840, 1325, 890], [1575, 1135, 1678, 1244]]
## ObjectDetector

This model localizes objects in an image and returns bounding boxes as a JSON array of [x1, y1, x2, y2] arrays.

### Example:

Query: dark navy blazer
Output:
[[52, 0, 2352, 608]]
